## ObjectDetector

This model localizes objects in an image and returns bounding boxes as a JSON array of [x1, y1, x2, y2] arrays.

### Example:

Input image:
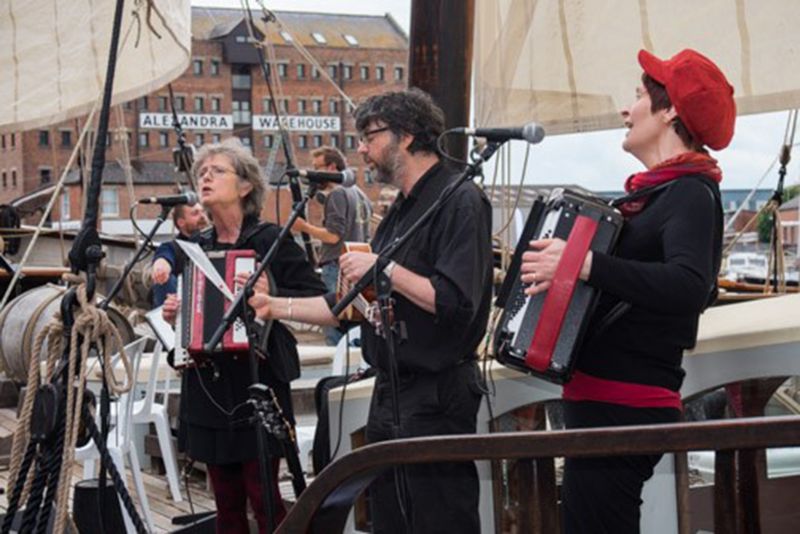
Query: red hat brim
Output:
[[638, 49, 666, 85]]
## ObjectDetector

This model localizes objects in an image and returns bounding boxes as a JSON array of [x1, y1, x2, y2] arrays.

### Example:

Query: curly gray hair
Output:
[[192, 137, 265, 219]]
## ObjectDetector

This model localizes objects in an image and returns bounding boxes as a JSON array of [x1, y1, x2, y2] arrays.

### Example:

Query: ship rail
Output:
[[276, 414, 800, 533]]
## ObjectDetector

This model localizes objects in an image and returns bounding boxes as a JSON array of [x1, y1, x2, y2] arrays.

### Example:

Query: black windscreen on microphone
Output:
[[139, 191, 199, 206], [286, 168, 356, 187], [456, 122, 545, 144]]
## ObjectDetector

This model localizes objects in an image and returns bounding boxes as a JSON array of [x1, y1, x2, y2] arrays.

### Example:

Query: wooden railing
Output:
[[276, 415, 800, 534]]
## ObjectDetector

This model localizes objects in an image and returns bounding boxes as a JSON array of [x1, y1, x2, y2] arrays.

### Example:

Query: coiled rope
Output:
[[6, 275, 135, 533]]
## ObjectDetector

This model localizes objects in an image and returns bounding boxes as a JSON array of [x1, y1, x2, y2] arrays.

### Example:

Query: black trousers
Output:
[[561, 400, 681, 534], [365, 362, 483, 534]]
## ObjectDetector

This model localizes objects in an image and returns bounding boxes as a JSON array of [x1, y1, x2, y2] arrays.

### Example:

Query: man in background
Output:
[[292, 146, 372, 345], [150, 202, 208, 306]]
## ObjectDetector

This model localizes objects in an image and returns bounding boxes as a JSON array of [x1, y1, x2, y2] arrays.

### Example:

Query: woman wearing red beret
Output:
[[520, 48, 735, 533]]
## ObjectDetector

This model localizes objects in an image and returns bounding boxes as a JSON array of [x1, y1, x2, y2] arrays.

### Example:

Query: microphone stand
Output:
[[329, 141, 503, 532], [99, 202, 171, 310], [87, 202, 170, 513], [203, 176, 315, 531], [247, 6, 317, 265]]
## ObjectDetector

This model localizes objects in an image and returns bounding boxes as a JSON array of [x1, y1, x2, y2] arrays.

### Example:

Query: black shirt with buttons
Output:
[[357, 161, 493, 374]]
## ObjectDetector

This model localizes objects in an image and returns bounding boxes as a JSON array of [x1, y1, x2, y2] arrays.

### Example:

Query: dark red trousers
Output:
[[207, 458, 286, 534]]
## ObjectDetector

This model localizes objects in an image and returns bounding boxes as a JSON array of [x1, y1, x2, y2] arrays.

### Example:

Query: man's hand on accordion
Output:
[[520, 238, 593, 296], [248, 292, 272, 320], [151, 258, 172, 285], [234, 270, 271, 319], [162, 293, 180, 325], [233, 270, 270, 297]]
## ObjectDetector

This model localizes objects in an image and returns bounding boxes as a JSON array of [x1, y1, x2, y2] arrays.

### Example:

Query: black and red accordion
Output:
[[494, 189, 623, 383], [175, 249, 256, 367]]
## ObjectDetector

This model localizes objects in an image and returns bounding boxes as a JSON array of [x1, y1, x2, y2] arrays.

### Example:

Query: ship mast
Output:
[[409, 0, 475, 161]]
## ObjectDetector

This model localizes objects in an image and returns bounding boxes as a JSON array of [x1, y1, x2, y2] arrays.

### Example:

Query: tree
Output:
[[757, 184, 799, 243]]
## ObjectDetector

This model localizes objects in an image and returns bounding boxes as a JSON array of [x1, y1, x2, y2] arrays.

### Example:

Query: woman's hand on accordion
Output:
[[162, 293, 180, 325], [520, 238, 593, 296]]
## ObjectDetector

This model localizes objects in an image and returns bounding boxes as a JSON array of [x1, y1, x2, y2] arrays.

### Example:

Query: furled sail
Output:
[[0, 0, 192, 133], [474, 0, 800, 135]]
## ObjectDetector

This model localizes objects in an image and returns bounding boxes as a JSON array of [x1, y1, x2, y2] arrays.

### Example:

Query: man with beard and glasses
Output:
[[245, 88, 493, 533]]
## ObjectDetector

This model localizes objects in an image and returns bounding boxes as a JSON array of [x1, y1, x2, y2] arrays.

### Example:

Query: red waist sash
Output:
[[563, 370, 682, 410]]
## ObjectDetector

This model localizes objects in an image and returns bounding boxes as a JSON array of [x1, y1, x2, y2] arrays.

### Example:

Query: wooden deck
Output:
[[0, 408, 305, 533]]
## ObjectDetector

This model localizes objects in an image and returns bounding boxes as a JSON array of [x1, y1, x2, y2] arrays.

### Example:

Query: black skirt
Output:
[[177, 354, 295, 465]]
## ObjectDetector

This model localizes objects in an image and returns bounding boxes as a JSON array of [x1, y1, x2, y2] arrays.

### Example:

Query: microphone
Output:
[[456, 122, 545, 144], [286, 168, 356, 187], [139, 191, 199, 207]]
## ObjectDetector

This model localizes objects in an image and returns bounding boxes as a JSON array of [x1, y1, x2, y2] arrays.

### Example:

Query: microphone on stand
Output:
[[455, 122, 546, 144], [286, 168, 356, 187], [139, 191, 199, 206]]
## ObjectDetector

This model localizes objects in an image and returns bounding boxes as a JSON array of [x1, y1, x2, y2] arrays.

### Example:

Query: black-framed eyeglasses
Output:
[[358, 126, 390, 145]]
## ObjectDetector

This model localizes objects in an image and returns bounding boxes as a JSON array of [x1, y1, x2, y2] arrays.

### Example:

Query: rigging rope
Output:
[[253, 0, 356, 111], [115, 105, 141, 247], [724, 110, 798, 293]]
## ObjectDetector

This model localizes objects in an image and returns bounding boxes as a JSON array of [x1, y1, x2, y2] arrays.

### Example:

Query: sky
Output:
[[192, 0, 800, 193]]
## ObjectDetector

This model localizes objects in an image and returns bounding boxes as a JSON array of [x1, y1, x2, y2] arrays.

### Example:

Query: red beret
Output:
[[638, 49, 736, 150]]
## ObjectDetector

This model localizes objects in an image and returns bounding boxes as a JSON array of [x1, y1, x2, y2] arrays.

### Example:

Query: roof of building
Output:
[[10, 184, 57, 215], [192, 7, 408, 50], [780, 195, 800, 211], [64, 161, 190, 187], [63, 160, 294, 188]]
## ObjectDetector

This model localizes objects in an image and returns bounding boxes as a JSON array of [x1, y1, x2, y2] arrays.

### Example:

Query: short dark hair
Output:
[[642, 74, 702, 151], [354, 88, 445, 155], [172, 203, 187, 226], [311, 146, 346, 171]]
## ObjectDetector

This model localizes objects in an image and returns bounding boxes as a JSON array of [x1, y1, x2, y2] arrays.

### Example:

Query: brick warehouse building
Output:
[[0, 7, 408, 236]]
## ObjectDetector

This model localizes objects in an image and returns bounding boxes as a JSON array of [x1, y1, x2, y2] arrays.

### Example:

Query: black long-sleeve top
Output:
[[577, 176, 722, 392]]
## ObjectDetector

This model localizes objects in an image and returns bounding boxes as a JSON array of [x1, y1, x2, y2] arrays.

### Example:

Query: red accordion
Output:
[[176, 249, 256, 366], [494, 189, 623, 383]]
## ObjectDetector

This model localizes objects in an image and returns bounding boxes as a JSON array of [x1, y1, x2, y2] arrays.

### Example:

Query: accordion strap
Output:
[[525, 211, 600, 372]]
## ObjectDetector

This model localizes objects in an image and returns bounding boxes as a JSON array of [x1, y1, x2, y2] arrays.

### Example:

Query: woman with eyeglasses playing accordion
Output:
[[520, 49, 733, 533], [162, 138, 326, 533]]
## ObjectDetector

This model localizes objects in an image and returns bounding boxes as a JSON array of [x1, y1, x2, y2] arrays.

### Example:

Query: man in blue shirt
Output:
[[150, 203, 208, 306]]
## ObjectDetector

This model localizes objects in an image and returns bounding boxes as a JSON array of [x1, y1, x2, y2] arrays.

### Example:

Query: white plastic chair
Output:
[[75, 337, 155, 533], [129, 340, 182, 502]]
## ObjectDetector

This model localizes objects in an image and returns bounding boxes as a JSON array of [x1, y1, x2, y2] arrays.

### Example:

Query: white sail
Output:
[[474, 0, 800, 135], [0, 0, 192, 133]]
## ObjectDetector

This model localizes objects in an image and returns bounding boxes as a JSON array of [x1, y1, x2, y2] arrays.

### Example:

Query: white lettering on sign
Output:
[[252, 115, 341, 132], [139, 113, 234, 130]]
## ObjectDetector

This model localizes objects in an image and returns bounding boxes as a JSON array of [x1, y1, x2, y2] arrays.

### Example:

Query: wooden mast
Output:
[[409, 0, 475, 161]]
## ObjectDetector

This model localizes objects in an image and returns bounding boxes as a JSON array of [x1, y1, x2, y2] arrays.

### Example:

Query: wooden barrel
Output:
[[0, 284, 135, 382]]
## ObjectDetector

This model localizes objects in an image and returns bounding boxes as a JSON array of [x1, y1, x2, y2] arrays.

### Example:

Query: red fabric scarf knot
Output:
[[619, 152, 722, 217]]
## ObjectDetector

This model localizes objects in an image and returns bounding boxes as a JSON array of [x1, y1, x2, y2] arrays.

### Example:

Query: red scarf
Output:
[[618, 152, 722, 217]]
